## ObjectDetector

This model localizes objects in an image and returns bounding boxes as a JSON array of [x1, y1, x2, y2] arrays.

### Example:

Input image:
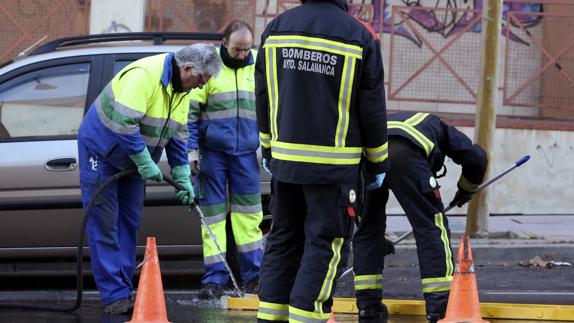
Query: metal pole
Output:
[[162, 174, 244, 297], [391, 155, 530, 245], [467, 0, 503, 238]]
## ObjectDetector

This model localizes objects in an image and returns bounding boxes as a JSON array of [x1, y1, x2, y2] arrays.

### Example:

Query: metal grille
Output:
[[0, 0, 90, 62], [145, 0, 257, 33], [504, 2, 574, 120], [388, 5, 482, 106]]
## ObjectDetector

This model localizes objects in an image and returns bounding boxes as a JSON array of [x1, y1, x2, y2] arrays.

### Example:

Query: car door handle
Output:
[[45, 157, 78, 172]]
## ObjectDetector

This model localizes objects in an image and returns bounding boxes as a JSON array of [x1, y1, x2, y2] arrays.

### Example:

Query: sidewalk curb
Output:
[[387, 242, 574, 267]]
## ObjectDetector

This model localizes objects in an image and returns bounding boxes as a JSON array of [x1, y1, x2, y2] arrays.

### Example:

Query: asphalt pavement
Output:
[[0, 214, 572, 322]]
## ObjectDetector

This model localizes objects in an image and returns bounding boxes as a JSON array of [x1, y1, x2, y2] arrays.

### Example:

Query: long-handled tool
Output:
[[391, 155, 531, 245], [340, 155, 531, 279], [163, 175, 245, 298]]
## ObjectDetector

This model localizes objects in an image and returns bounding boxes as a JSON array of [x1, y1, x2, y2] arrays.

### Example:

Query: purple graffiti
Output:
[[352, 0, 543, 46]]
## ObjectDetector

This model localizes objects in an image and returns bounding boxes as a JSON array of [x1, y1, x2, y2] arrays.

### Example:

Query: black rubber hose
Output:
[[0, 169, 137, 313]]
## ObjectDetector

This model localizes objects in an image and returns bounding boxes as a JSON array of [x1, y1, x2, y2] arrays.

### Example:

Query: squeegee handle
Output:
[[162, 172, 244, 296], [474, 154, 531, 194], [515, 155, 530, 167], [394, 155, 531, 244]]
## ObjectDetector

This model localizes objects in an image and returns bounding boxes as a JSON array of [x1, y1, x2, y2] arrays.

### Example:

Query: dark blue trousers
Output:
[[78, 138, 145, 305]]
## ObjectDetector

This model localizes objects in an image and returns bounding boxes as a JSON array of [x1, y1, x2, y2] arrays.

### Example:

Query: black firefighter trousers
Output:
[[257, 179, 355, 322], [353, 138, 454, 315]]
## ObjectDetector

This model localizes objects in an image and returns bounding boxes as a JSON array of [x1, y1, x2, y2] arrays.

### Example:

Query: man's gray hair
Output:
[[175, 43, 221, 77]]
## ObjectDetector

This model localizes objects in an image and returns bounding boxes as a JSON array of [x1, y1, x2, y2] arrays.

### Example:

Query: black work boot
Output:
[[426, 312, 446, 323], [198, 283, 224, 300], [358, 302, 388, 323], [103, 297, 134, 315], [242, 279, 259, 294], [424, 291, 449, 323]]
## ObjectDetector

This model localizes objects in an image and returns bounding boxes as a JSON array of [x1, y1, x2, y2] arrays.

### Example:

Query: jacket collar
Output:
[[160, 52, 175, 89], [220, 44, 254, 69], [301, 0, 348, 11]]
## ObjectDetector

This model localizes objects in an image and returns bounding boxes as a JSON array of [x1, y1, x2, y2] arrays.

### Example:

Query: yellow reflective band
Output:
[[423, 285, 452, 293], [342, 57, 355, 144], [265, 47, 279, 141], [335, 57, 356, 147], [314, 238, 344, 313], [365, 142, 389, 163], [404, 112, 430, 126], [290, 305, 331, 322], [434, 212, 454, 277], [258, 301, 289, 321], [354, 274, 383, 281], [271, 141, 362, 165], [230, 211, 263, 247], [422, 276, 453, 293], [388, 121, 435, 156], [421, 276, 453, 284], [265, 35, 363, 59], [458, 175, 479, 192], [271, 48, 279, 141], [354, 274, 383, 291], [260, 132, 271, 148], [259, 132, 270, 139], [202, 221, 227, 258]]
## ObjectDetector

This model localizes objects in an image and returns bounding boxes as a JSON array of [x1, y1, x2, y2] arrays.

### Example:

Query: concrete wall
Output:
[[90, 0, 146, 34], [386, 127, 574, 215]]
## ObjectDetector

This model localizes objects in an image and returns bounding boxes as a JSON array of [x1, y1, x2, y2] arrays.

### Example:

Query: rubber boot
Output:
[[426, 312, 445, 323], [358, 302, 388, 323], [198, 283, 224, 300]]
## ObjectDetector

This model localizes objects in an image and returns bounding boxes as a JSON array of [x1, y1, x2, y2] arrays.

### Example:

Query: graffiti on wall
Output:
[[350, 0, 543, 46]]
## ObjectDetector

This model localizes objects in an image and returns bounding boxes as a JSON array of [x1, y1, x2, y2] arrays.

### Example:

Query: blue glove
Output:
[[171, 165, 195, 205], [366, 172, 386, 191], [129, 149, 163, 182], [262, 158, 272, 176]]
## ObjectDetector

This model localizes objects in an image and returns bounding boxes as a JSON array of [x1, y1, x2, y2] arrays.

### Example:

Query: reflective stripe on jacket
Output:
[[187, 48, 259, 155], [78, 53, 190, 167], [387, 111, 487, 190], [255, 0, 389, 184]]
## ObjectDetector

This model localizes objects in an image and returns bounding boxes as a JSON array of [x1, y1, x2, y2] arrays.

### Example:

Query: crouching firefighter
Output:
[[254, 0, 389, 321], [353, 111, 488, 323], [77, 44, 221, 314]]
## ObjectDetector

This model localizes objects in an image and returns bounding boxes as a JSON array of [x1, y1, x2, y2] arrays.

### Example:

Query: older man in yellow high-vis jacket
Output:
[[78, 43, 221, 315]]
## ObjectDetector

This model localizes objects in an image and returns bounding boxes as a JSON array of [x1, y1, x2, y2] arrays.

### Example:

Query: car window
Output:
[[113, 60, 133, 75], [0, 63, 90, 139]]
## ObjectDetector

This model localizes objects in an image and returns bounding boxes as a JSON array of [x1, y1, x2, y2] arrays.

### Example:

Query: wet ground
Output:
[[0, 263, 572, 322], [0, 292, 564, 323]]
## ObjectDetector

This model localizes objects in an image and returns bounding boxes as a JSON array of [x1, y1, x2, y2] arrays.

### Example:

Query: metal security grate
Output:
[[0, 0, 90, 62]]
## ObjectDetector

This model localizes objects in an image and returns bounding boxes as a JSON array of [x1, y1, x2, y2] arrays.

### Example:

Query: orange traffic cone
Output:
[[327, 311, 337, 323], [127, 237, 171, 323], [439, 234, 488, 323]]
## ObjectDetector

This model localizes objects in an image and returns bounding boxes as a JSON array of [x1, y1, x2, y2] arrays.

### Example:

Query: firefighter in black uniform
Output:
[[255, 0, 389, 322], [353, 111, 488, 323]]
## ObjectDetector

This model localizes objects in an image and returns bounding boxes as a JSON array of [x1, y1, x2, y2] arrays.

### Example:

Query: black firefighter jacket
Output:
[[387, 111, 488, 191], [255, 0, 389, 185]]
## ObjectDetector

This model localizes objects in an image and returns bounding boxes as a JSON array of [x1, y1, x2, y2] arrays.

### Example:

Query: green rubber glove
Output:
[[129, 149, 163, 182], [171, 165, 195, 205]]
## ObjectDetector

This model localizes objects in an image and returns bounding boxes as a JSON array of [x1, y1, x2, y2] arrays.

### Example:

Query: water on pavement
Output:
[[0, 292, 562, 322]]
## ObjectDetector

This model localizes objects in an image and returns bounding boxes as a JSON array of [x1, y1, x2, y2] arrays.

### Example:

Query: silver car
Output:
[[0, 33, 271, 275]]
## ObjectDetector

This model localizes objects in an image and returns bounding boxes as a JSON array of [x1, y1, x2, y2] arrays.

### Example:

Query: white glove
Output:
[[188, 149, 201, 176]]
